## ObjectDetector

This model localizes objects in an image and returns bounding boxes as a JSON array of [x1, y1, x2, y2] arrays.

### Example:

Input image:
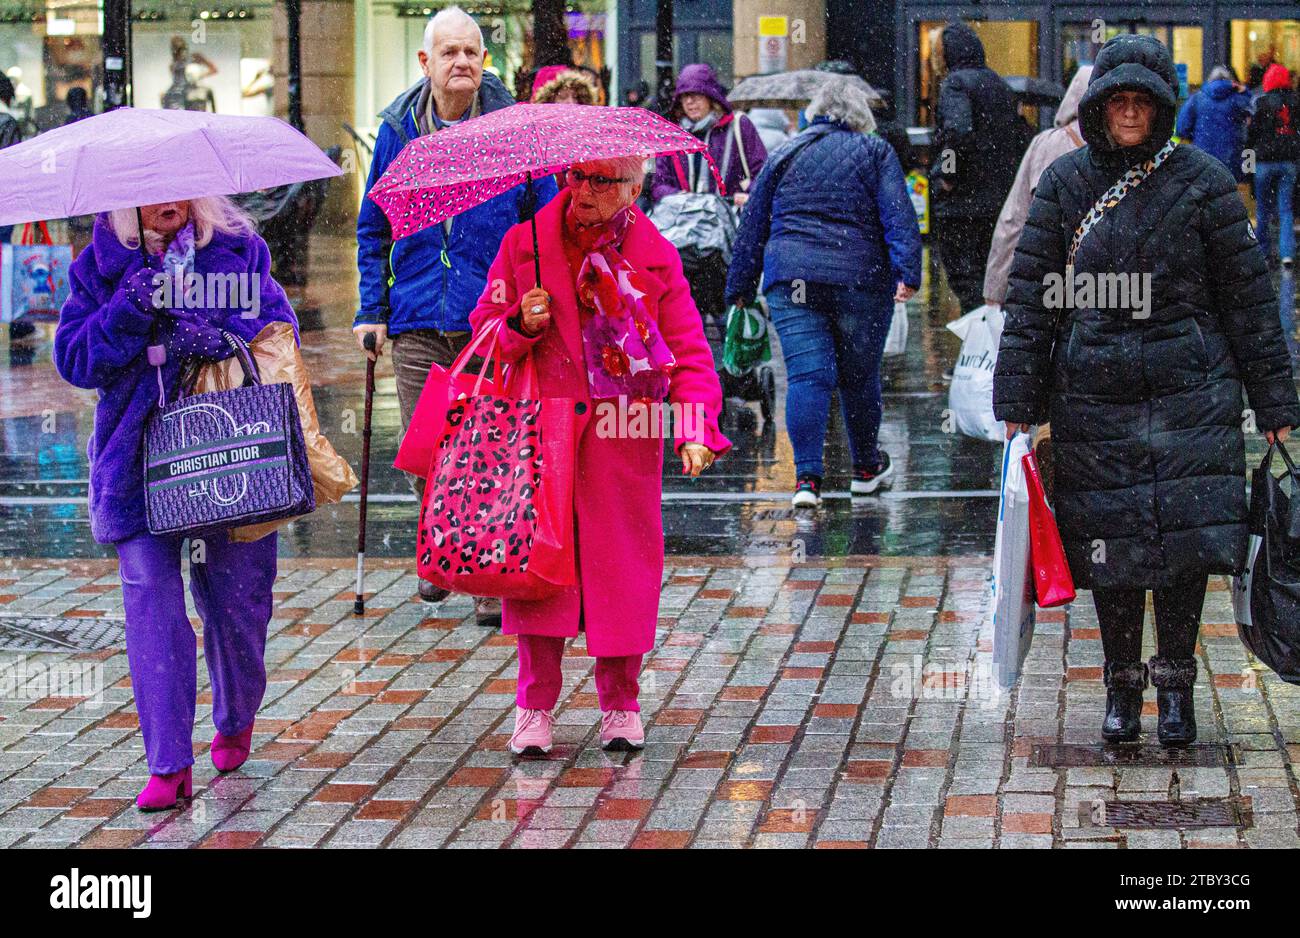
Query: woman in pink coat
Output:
[[469, 156, 730, 755]]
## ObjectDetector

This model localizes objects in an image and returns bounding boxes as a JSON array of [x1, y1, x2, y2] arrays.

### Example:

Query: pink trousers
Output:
[[515, 634, 641, 712]]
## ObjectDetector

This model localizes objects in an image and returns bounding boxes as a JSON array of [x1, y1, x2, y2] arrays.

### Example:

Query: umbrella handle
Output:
[[135, 206, 149, 259], [526, 176, 542, 288]]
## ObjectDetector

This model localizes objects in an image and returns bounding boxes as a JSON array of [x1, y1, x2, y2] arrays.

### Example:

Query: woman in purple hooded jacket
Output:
[[54, 198, 296, 811], [652, 63, 767, 204], [652, 64, 767, 332]]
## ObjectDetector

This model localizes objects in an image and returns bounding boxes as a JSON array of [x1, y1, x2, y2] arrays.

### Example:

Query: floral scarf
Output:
[[567, 201, 675, 402], [162, 221, 196, 277]]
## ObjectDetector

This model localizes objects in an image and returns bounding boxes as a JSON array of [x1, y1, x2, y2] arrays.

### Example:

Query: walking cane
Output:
[[353, 332, 377, 616]]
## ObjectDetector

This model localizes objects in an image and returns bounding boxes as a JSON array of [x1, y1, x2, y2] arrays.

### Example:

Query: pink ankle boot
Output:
[[211, 723, 255, 773], [137, 766, 193, 811]]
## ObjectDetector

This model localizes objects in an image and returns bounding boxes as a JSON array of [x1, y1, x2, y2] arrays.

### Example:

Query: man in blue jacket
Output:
[[1175, 65, 1252, 179], [352, 7, 556, 614]]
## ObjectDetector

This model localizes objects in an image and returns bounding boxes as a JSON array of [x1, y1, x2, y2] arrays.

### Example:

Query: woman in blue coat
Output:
[[726, 78, 922, 507]]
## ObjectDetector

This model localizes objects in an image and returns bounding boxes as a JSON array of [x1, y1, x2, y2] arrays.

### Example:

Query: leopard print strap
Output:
[[1067, 138, 1178, 269]]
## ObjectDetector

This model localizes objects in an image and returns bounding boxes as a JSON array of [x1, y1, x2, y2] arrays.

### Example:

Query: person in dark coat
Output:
[[993, 35, 1300, 747], [1175, 66, 1251, 179], [1247, 64, 1299, 269], [928, 21, 1020, 312], [726, 78, 922, 507]]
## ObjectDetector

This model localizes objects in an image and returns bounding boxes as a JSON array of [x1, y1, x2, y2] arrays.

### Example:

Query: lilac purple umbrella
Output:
[[0, 107, 342, 227]]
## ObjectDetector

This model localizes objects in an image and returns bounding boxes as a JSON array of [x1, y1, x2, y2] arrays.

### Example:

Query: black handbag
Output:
[[1234, 441, 1300, 684]]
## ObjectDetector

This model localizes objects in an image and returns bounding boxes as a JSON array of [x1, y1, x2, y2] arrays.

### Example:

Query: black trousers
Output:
[[934, 213, 997, 312], [1091, 572, 1209, 663]]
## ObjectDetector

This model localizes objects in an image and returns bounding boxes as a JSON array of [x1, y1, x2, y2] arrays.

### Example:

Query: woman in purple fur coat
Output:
[[54, 197, 297, 810]]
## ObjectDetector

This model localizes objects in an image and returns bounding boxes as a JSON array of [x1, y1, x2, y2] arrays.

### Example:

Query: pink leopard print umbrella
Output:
[[368, 103, 722, 240]]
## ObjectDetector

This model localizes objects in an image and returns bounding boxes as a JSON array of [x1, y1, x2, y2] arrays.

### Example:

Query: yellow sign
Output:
[[758, 15, 788, 37], [906, 170, 930, 236]]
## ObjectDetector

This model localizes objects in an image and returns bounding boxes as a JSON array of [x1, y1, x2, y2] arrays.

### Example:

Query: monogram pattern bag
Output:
[[144, 331, 314, 536]]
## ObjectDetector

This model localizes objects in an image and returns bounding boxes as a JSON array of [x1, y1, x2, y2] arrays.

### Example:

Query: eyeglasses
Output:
[[565, 167, 631, 194]]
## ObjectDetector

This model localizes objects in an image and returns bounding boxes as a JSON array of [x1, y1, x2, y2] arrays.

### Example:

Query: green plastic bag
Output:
[[721, 303, 772, 376]]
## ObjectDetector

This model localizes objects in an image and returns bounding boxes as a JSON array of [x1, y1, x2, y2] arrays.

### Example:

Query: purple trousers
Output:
[[115, 530, 277, 774]]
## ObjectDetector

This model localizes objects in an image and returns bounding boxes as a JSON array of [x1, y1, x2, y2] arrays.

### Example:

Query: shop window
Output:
[[1230, 19, 1300, 88], [0, 1, 103, 133], [131, 1, 274, 116], [917, 20, 1038, 126], [1064, 22, 1202, 95], [696, 31, 733, 84], [639, 31, 683, 93]]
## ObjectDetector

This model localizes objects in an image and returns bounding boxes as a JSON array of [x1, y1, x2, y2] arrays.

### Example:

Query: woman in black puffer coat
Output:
[[993, 35, 1300, 747]]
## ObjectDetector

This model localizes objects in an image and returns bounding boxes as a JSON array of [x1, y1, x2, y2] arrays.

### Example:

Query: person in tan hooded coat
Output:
[[982, 66, 1093, 306]]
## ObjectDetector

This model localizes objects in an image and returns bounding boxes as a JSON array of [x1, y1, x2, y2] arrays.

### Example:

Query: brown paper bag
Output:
[[191, 322, 359, 541]]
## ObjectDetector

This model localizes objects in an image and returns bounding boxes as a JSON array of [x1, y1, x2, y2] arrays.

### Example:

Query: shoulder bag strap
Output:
[[1067, 138, 1178, 269], [731, 115, 753, 190]]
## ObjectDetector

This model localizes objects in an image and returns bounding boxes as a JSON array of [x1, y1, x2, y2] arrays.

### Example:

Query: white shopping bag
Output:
[[992, 431, 1035, 689], [884, 301, 908, 358], [946, 304, 1005, 442], [1232, 534, 1263, 628]]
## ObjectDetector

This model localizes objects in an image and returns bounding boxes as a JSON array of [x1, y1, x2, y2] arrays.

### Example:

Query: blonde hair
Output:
[[107, 195, 255, 254]]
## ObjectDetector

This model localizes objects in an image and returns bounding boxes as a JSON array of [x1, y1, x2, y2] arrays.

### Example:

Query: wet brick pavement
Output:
[[1, 557, 1298, 849], [4, 235, 1300, 849]]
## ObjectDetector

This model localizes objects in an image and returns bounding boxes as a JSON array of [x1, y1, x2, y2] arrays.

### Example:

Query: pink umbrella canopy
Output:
[[368, 103, 722, 240], [0, 107, 342, 226]]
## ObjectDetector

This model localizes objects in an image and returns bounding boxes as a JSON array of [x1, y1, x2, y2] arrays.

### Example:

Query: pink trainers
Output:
[[509, 707, 555, 755], [600, 710, 645, 751], [136, 766, 193, 812]]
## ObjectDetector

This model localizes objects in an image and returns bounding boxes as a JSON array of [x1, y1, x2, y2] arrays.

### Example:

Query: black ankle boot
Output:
[[1150, 656, 1198, 747], [1102, 661, 1147, 742]]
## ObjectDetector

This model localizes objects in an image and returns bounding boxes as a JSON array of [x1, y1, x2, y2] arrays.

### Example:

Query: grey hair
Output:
[[805, 77, 877, 134], [1207, 65, 1237, 83], [423, 6, 484, 54]]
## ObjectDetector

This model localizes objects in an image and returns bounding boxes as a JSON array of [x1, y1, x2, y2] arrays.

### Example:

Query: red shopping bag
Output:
[[393, 325, 506, 475], [416, 319, 576, 600], [1022, 449, 1076, 608]]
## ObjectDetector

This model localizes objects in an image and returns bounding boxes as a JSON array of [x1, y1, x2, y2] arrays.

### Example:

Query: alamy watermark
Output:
[[1042, 269, 1153, 319], [889, 654, 1004, 709], [151, 270, 261, 318], [0, 657, 104, 709], [592, 399, 707, 440]]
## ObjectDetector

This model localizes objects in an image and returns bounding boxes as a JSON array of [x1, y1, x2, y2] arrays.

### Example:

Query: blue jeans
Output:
[[766, 280, 892, 479], [1255, 161, 1297, 262]]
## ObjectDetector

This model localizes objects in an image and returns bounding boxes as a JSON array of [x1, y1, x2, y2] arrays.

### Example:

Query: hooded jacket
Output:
[[1175, 77, 1252, 178], [983, 66, 1093, 304], [929, 22, 1021, 218], [354, 72, 557, 336], [54, 217, 298, 544], [1246, 64, 1299, 164], [993, 34, 1299, 589], [651, 64, 768, 201], [724, 116, 922, 302]]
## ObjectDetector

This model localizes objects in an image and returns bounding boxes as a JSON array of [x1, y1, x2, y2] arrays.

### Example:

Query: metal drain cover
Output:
[[0, 616, 125, 653], [1100, 799, 1249, 829], [1031, 743, 1238, 768]]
